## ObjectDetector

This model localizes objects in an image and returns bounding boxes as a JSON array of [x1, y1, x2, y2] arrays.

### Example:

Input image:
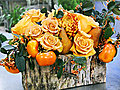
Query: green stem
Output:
[[63, 59, 70, 66]]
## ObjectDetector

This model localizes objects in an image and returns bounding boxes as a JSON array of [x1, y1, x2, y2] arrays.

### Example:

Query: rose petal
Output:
[[40, 33, 63, 52], [70, 33, 96, 57]]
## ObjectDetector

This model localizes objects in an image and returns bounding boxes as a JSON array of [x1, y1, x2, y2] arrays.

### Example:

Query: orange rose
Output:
[[40, 33, 63, 52], [29, 24, 43, 37], [70, 33, 96, 57], [22, 9, 46, 22], [41, 18, 60, 34]]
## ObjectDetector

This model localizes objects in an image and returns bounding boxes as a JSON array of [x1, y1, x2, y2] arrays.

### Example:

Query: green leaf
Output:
[[56, 11, 64, 19], [41, 8, 47, 13], [57, 65, 63, 79], [0, 40, 2, 47], [28, 58, 35, 70], [73, 64, 77, 70], [18, 44, 27, 56], [15, 55, 25, 72], [102, 9, 107, 14], [83, 9, 93, 16], [111, 1, 120, 15], [0, 34, 7, 43], [54, 10, 57, 17], [0, 47, 7, 54], [103, 27, 114, 39], [8, 39, 14, 45], [107, 16, 115, 25], [41, 8, 48, 16], [73, 56, 87, 64], [107, 1, 116, 11], [1, 45, 15, 51], [56, 58, 63, 66], [0, 45, 15, 54], [112, 7, 120, 15], [82, 1, 94, 11]]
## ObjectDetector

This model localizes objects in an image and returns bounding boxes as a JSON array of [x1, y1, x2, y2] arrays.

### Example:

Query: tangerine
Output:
[[27, 40, 39, 58], [36, 51, 56, 66], [5, 66, 19, 74]]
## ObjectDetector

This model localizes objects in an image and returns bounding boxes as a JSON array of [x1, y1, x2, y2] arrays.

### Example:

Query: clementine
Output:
[[5, 66, 19, 74], [36, 51, 56, 66]]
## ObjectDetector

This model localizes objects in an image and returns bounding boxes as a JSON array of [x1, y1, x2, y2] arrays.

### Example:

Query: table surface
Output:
[[0, 31, 120, 90]]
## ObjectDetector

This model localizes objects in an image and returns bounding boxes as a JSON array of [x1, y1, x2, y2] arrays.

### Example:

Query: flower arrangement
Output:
[[0, 1, 120, 79]]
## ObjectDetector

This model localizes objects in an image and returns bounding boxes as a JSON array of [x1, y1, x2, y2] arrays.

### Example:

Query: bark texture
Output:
[[22, 55, 106, 90]]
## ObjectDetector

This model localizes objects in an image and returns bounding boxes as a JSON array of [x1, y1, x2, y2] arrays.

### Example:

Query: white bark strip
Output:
[[22, 55, 106, 90]]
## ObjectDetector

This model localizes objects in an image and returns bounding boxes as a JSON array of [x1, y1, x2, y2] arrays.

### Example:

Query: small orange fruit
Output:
[[36, 51, 56, 66], [5, 66, 19, 74], [99, 43, 116, 63], [27, 40, 39, 58]]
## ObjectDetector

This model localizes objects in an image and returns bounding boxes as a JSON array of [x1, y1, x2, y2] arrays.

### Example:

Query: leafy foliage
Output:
[[15, 55, 25, 72], [0, 45, 15, 54], [54, 10, 64, 19], [75, 1, 119, 40], [0, 1, 25, 32], [107, 1, 120, 15], [82, 1, 94, 11], [41, 8, 48, 17], [0, 34, 7, 48], [73, 56, 87, 70], [74, 1, 94, 16], [58, 0, 78, 10], [103, 27, 114, 39], [0, 34, 7, 43], [28, 58, 35, 70], [55, 58, 64, 79]]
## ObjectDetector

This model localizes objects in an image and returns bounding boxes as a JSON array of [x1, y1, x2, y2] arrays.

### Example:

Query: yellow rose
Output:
[[29, 24, 43, 37], [11, 17, 43, 37], [76, 13, 99, 33], [22, 9, 46, 22], [11, 17, 34, 35], [70, 33, 96, 57], [41, 18, 60, 34], [40, 33, 63, 52]]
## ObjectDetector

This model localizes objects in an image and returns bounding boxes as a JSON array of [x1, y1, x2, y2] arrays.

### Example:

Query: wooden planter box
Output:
[[22, 55, 106, 90]]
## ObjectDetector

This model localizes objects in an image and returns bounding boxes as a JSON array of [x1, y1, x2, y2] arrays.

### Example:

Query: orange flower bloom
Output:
[[53, 67, 55, 70], [112, 27, 114, 31], [61, 12, 78, 37], [78, 68, 82, 71], [71, 70, 75, 73], [71, 70, 78, 74], [71, 61, 75, 64], [63, 68, 65, 71], [80, 3, 82, 6], [116, 16, 120, 20]]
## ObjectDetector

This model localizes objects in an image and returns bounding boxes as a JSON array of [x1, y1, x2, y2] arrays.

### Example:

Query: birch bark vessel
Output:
[[22, 55, 106, 90]]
